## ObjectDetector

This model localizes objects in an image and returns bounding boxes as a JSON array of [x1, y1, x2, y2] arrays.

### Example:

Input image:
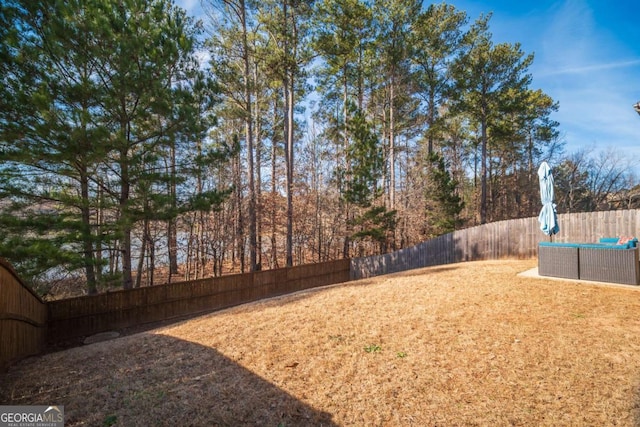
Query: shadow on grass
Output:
[[1, 333, 336, 426], [391, 265, 460, 278]]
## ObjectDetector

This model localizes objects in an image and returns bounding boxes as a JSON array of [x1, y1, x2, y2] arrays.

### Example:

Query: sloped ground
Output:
[[3, 260, 640, 426]]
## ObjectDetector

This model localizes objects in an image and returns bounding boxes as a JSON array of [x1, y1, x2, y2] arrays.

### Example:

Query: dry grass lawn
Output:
[[3, 260, 640, 426]]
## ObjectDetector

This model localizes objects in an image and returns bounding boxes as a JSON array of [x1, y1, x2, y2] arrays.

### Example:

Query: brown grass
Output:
[[3, 260, 640, 426]]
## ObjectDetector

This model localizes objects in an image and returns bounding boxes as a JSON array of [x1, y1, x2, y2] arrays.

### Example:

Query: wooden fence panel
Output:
[[351, 209, 640, 279], [6, 210, 640, 368], [47, 259, 351, 344], [0, 259, 47, 372]]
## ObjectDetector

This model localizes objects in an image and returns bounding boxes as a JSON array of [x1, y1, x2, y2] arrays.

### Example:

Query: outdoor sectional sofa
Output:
[[538, 237, 639, 285]]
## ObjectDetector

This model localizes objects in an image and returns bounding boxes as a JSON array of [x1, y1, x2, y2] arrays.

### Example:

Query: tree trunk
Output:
[[389, 75, 396, 213], [95, 178, 103, 284], [341, 68, 351, 259], [80, 171, 97, 294], [271, 102, 279, 268], [240, 0, 258, 272], [120, 146, 133, 290], [148, 226, 155, 286], [135, 218, 148, 288], [233, 141, 246, 272], [285, 77, 294, 267], [480, 115, 488, 224], [168, 142, 179, 275]]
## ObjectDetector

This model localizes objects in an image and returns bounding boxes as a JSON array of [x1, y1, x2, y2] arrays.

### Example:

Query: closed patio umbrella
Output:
[[538, 161, 559, 237]]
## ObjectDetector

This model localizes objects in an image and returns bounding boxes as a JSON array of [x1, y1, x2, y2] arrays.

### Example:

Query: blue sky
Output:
[[176, 0, 640, 169], [455, 0, 640, 167]]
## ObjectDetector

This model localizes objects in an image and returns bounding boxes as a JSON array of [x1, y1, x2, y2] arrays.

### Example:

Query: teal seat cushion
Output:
[[540, 241, 636, 249], [599, 237, 620, 244], [539, 242, 580, 248]]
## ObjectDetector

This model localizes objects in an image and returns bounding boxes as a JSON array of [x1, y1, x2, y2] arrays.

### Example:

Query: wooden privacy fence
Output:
[[0, 258, 349, 369], [351, 209, 640, 279], [47, 259, 351, 344], [0, 258, 47, 372], [3, 209, 640, 370]]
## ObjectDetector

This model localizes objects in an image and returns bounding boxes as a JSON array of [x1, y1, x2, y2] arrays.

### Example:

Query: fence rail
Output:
[[0, 258, 47, 372]]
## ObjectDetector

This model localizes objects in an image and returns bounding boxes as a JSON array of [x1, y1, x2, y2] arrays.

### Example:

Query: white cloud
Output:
[[538, 59, 640, 77]]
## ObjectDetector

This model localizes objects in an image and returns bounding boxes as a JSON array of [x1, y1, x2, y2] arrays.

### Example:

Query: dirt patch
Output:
[[3, 260, 640, 426]]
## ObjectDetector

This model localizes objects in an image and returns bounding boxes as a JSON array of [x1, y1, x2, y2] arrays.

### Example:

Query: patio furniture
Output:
[[538, 242, 579, 280], [538, 238, 640, 285], [578, 244, 639, 285]]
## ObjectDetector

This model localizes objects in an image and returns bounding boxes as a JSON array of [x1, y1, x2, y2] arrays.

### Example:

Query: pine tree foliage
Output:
[[0, 0, 231, 292], [424, 152, 464, 236], [340, 103, 396, 253]]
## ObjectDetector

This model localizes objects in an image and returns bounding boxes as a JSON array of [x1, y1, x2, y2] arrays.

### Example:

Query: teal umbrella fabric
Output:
[[537, 161, 559, 236]]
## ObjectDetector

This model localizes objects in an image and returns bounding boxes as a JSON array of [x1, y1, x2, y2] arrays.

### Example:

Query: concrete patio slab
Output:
[[518, 267, 640, 290]]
